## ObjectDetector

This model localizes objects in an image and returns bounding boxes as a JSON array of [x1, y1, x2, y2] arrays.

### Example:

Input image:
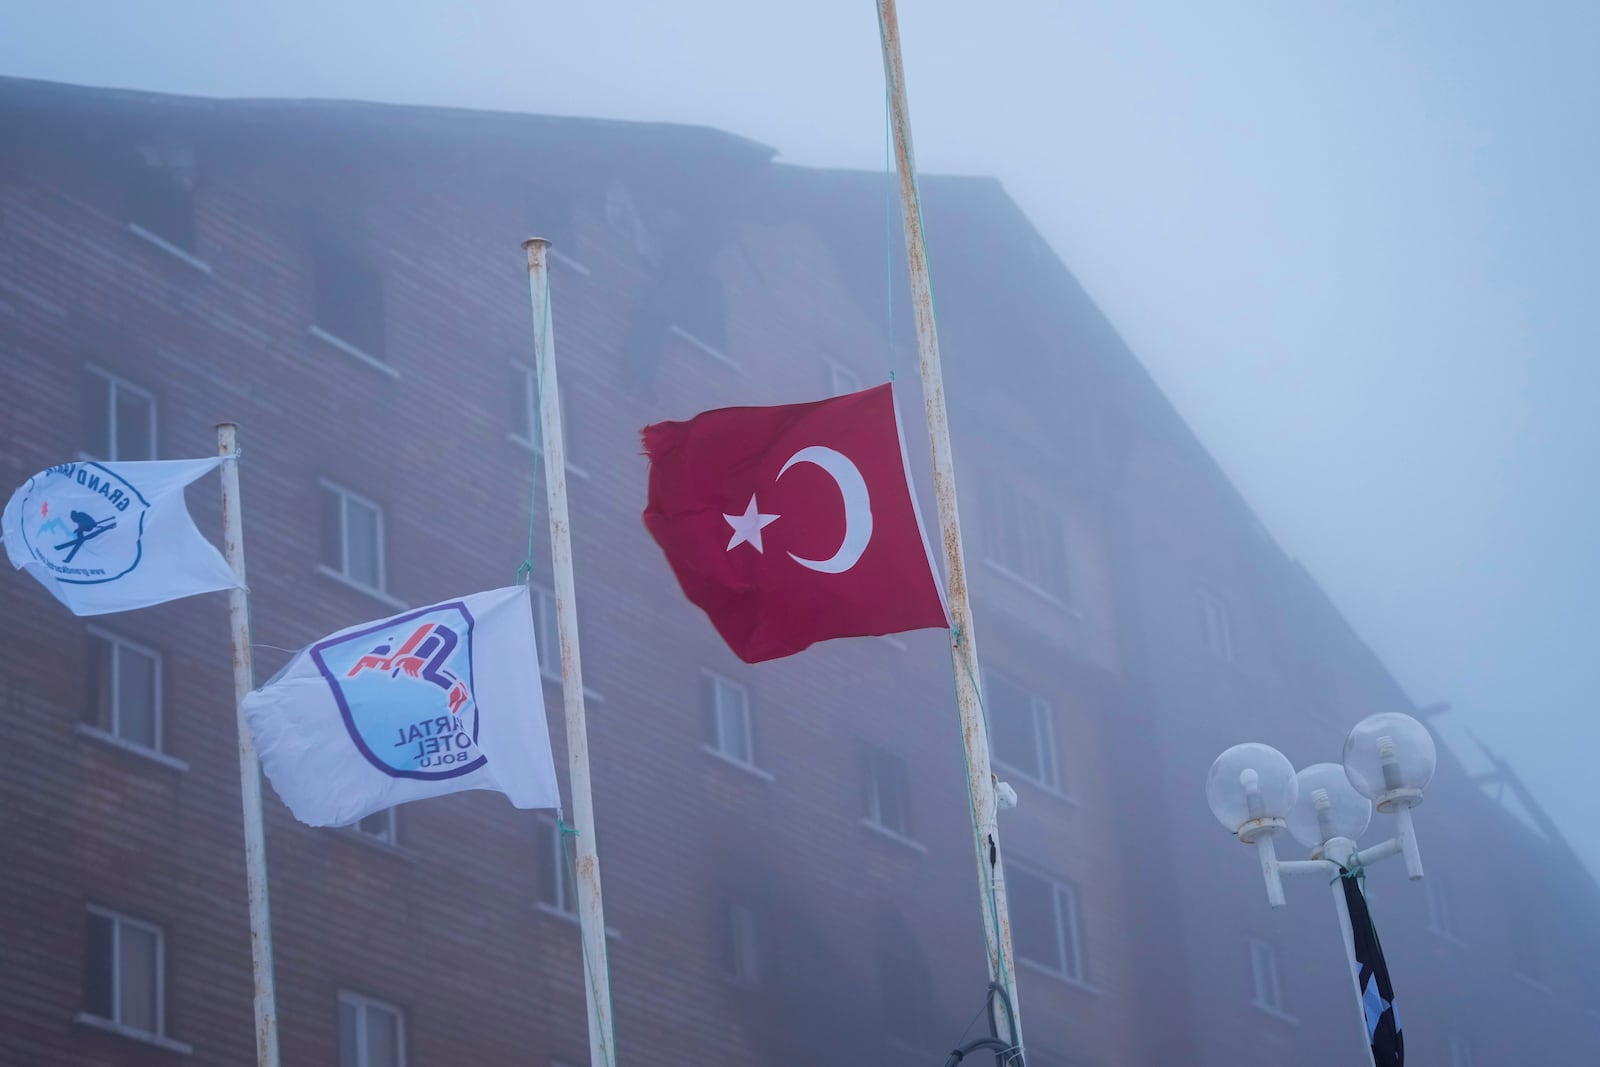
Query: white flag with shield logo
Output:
[[2, 457, 243, 616], [243, 584, 559, 827]]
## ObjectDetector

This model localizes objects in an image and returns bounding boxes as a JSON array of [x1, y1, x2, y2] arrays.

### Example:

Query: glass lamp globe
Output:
[[1206, 743, 1297, 837], [1287, 762, 1372, 849], [1343, 712, 1436, 810]]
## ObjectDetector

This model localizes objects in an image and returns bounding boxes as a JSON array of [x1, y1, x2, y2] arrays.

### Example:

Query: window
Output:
[[669, 273, 728, 357], [355, 808, 396, 845], [984, 673, 1061, 793], [1010, 866, 1085, 982], [313, 240, 386, 359], [1199, 588, 1234, 663], [1511, 915, 1544, 984], [320, 482, 387, 592], [863, 747, 913, 838], [1425, 874, 1457, 941], [84, 908, 165, 1037], [537, 816, 578, 916], [705, 673, 754, 766], [86, 629, 162, 752], [127, 143, 196, 254], [533, 586, 562, 683], [828, 362, 863, 397], [981, 478, 1070, 602], [879, 946, 933, 1041], [1248, 937, 1288, 1016], [527, 189, 586, 273], [339, 991, 404, 1067], [83, 367, 156, 462], [510, 367, 578, 467], [719, 901, 762, 986]]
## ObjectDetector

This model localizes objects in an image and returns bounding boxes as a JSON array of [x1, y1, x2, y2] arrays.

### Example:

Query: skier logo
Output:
[[16, 463, 149, 583], [310, 602, 487, 782], [57, 510, 118, 562]]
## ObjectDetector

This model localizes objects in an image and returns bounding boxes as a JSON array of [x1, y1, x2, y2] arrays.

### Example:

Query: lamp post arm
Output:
[[1355, 837, 1403, 868], [1394, 805, 1425, 879], [1255, 834, 1286, 907], [1278, 859, 1340, 878]]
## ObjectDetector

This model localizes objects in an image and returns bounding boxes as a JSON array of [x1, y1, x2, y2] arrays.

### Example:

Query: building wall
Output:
[[0, 85, 1145, 1067]]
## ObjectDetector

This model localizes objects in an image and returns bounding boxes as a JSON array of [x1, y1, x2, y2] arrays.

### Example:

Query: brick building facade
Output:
[[1, 75, 1596, 1067]]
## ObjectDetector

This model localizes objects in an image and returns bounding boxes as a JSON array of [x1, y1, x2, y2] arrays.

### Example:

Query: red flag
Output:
[[642, 384, 949, 663]]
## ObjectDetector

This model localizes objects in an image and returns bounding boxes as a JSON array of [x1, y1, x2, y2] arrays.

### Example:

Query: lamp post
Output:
[[1205, 712, 1438, 1062]]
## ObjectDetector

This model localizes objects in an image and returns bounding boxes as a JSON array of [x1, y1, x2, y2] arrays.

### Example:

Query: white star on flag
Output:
[[723, 494, 779, 553]]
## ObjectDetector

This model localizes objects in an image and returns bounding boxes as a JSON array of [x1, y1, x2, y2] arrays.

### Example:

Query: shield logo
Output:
[[311, 601, 487, 781], [17, 463, 149, 584]]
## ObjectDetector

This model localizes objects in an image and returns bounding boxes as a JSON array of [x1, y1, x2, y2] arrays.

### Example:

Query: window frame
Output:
[[1011, 865, 1087, 984], [310, 239, 387, 364], [980, 477, 1072, 606], [533, 586, 563, 684], [126, 142, 199, 260], [1425, 871, 1463, 945], [720, 900, 762, 987], [86, 626, 164, 754], [704, 671, 755, 768], [862, 746, 914, 840], [1248, 936, 1293, 1020], [1198, 587, 1235, 664], [982, 672, 1064, 795], [338, 989, 406, 1067], [536, 815, 578, 917], [509, 366, 585, 476], [827, 361, 864, 397], [319, 480, 389, 595], [84, 906, 167, 1038], [83, 365, 158, 462], [354, 807, 397, 846]]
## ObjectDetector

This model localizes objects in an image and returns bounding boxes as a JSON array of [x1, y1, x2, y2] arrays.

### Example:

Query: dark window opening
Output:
[[313, 241, 386, 358], [127, 145, 196, 252]]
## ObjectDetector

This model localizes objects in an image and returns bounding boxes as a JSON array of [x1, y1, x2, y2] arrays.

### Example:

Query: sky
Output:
[[3, 2, 1596, 869]]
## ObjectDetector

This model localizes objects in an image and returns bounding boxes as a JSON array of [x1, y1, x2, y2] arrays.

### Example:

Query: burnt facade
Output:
[[0, 75, 1595, 1067]]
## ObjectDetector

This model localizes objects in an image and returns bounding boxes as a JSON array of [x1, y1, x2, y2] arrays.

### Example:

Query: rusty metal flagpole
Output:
[[216, 423, 281, 1067], [876, 0, 1026, 1054], [522, 238, 617, 1067]]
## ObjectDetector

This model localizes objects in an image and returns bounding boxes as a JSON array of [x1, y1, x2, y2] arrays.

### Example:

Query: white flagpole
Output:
[[522, 238, 617, 1067], [215, 423, 281, 1067], [876, 0, 1026, 1052]]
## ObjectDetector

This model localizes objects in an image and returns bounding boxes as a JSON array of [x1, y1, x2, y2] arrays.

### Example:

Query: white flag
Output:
[[2, 457, 242, 616], [244, 585, 559, 827]]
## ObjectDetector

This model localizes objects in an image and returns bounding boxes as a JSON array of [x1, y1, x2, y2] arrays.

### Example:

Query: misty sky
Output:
[[4, 2, 1596, 871]]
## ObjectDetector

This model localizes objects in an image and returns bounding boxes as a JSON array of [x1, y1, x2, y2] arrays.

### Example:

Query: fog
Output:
[[3, 2, 1597, 1064]]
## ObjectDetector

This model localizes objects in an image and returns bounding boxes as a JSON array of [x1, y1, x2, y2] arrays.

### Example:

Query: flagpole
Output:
[[522, 238, 617, 1067], [215, 423, 281, 1067], [875, 0, 1025, 1052]]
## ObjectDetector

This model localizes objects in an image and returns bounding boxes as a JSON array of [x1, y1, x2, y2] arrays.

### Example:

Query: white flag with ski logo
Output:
[[2, 458, 242, 616], [243, 584, 559, 827]]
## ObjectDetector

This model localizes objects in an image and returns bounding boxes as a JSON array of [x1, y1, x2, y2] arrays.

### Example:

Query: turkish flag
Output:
[[642, 384, 950, 663]]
